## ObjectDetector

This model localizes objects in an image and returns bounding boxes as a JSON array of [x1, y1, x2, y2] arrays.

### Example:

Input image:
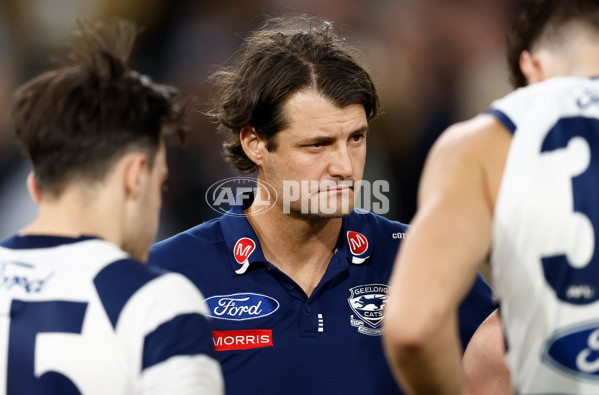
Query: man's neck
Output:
[[536, 28, 599, 80], [246, 200, 343, 297], [22, 189, 122, 247]]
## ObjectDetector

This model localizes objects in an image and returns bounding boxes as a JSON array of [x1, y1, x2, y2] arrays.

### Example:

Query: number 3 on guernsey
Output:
[[540, 117, 599, 305]]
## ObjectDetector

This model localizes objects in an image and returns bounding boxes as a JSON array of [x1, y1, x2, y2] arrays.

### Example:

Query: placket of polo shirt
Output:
[[298, 254, 349, 337]]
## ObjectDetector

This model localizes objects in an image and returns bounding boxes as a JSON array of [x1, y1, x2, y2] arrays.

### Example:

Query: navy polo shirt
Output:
[[150, 195, 495, 395]]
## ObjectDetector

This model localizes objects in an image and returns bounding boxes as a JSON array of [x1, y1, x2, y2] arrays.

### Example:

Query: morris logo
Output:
[[204, 293, 280, 321], [347, 231, 368, 256], [234, 238, 256, 264], [348, 284, 388, 336], [212, 329, 273, 351], [543, 321, 599, 380]]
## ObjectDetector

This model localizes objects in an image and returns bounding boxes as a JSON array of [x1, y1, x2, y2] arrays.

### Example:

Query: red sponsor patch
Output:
[[347, 231, 368, 255], [213, 329, 273, 351], [233, 237, 256, 263]]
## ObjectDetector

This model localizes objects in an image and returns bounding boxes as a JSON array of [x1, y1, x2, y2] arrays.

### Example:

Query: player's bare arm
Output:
[[463, 310, 511, 394], [383, 114, 511, 394]]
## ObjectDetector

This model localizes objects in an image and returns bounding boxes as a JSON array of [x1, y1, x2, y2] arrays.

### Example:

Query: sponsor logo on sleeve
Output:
[[204, 292, 280, 321], [543, 321, 599, 380], [347, 231, 370, 264], [347, 284, 388, 336], [233, 237, 256, 274], [213, 329, 273, 351]]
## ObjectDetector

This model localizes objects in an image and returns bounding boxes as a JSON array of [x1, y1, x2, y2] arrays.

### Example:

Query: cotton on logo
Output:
[[234, 238, 255, 263], [347, 231, 368, 256]]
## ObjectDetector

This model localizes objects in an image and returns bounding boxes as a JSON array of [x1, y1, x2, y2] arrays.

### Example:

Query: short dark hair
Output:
[[207, 15, 379, 173], [507, 0, 599, 88], [12, 20, 187, 197]]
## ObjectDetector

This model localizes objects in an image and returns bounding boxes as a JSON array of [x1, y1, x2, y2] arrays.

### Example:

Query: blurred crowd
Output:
[[0, 0, 522, 241]]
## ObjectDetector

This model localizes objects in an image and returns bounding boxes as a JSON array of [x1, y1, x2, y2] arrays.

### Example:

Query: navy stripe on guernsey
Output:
[[487, 108, 517, 134], [93, 258, 164, 329], [0, 235, 96, 249], [142, 313, 216, 370]]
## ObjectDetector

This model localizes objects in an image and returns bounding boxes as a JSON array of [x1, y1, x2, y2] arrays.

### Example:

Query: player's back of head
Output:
[[11, 20, 187, 198], [508, 0, 599, 88]]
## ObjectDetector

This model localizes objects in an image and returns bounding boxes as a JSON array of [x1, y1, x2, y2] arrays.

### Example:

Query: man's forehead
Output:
[[281, 91, 367, 135]]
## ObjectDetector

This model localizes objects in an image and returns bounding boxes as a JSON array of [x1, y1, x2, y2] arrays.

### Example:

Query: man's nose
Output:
[[328, 144, 354, 179]]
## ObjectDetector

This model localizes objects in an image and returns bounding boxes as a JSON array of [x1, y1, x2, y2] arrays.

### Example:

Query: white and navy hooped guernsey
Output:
[[490, 76, 599, 393], [0, 235, 223, 395], [150, 193, 495, 395]]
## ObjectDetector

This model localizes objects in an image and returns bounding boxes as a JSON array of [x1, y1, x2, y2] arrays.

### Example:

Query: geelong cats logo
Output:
[[347, 284, 388, 336]]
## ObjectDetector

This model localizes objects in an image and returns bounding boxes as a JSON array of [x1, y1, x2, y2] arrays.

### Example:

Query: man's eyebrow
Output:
[[353, 125, 369, 134], [296, 125, 369, 144]]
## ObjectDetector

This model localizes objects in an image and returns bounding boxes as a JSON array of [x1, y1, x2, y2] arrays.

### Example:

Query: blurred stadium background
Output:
[[0, 0, 522, 244]]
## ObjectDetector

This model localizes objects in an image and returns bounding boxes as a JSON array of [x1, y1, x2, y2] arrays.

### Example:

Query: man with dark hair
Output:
[[384, 0, 599, 393], [150, 15, 507, 394], [0, 20, 223, 394]]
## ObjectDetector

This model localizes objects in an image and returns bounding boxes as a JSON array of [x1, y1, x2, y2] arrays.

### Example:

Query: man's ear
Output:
[[26, 172, 41, 205], [122, 152, 149, 200], [240, 126, 266, 166], [520, 50, 544, 85]]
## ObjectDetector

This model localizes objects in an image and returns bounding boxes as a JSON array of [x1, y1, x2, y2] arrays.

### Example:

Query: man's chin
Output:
[[312, 211, 352, 219], [292, 205, 355, 219]]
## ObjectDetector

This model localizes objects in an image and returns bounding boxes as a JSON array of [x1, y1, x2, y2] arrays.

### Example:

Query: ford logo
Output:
[[204, 292, 280, 321], [543, 322, 599, 380]]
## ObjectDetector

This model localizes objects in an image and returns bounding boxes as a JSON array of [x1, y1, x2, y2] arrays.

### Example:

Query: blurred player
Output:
[[150, 15, 508, 395], [0, 20, 223, 394], [383, 0, 599, 393]]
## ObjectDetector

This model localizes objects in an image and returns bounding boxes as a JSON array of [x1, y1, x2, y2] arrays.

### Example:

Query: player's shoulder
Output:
[[94, 257, 165, 284], [95, 257, 207, 328], [155, 217, 222, 248], [93, 258, 170, 327], [430, 111, 511, 171], [150, 217, 223, 266]]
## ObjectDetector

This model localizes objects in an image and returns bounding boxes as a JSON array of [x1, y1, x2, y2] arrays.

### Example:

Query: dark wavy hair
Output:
[[507, 0, 599, 88], [206, 15, 379, 173], [12, 20, 187, 197]]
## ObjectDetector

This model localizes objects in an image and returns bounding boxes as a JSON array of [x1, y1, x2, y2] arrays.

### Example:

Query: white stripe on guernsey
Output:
[[137, 354, 224, 395], [0, 239, 128, 303], [115, 272, 210, 374], [64, 239, 130, 279], [0, 239, 129, 286]]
